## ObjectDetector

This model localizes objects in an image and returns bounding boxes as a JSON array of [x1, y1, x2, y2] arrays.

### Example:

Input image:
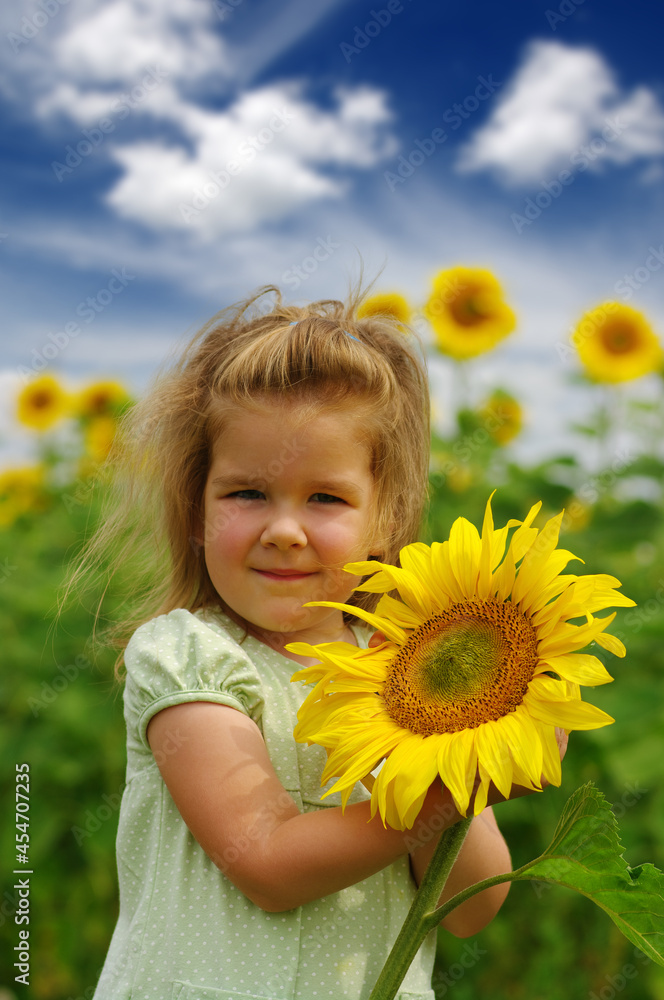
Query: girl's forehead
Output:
[[212, 394, 373, 439], [208, 396, 375, 467]]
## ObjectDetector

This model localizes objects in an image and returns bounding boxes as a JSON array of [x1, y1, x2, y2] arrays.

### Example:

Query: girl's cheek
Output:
[[204, 502, 253, 548]]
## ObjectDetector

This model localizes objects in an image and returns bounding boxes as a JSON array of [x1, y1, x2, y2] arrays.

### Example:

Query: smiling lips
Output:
[[254, 569, 316, 580]]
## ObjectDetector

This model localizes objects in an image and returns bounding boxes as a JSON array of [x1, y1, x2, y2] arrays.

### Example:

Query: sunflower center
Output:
[[449, 290, 491, 328], [382, 600, 538, 735], [601, 322, 637, 355], [33, 391, 53, 410]]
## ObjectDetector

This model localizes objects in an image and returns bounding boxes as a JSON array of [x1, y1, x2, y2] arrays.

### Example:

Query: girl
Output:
[[79, 285, 543, 1000]]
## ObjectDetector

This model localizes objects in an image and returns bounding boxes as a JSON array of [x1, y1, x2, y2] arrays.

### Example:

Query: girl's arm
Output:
[[147, 701, 488, 928]]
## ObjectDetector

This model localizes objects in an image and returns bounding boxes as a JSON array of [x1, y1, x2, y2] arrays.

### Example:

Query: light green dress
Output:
[[93, 607, 436, 1000]]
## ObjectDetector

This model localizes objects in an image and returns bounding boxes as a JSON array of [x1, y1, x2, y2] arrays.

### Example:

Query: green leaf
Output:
[[435, 784, 664, 965], [510, 784, 664, 965]]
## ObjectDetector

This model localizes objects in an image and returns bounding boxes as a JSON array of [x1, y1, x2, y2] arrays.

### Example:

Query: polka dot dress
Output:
[[92, 608, 436, 1000]]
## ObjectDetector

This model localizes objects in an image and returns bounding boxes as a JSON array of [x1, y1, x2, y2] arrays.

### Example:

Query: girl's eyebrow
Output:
[[210, 473, 367, 501]]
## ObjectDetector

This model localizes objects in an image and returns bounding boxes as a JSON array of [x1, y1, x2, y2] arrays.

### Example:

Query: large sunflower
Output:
[[573, 302, 662, 383], [424, 266, 516, 360], [289, 496, 633, 830]]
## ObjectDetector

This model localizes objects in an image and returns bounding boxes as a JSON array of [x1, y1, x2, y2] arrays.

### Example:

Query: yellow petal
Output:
[[541, 653, 613, 687], [499, 709, 543, 789], [478, 494, 496, 597], [511, 511, 565, 607], [374, 593, 427, 630], [593, 628, 627, 657], [448, 517, 481, 597], [537, 612, 617, 657], [475, 722, 513, 799], [526, 683, 614, 730], [302, 601, 407, 644], [538, 722, 562, 787], [473, 764, 492, 814], [436, 730, 477, 817]]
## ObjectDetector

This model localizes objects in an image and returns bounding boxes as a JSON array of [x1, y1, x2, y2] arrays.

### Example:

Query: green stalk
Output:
[[368, 816, 473, 1000]]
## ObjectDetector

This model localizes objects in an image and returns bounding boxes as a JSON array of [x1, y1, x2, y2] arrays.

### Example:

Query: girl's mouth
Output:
[[254, 569, 316, 581]]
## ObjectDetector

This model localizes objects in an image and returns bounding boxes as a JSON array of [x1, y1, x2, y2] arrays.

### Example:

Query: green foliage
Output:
[[1, 489, 126, 998]]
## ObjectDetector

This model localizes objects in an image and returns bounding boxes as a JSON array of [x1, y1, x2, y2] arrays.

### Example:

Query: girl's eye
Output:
[[311, 493, 344, 504], [229, 489, 264, 500]]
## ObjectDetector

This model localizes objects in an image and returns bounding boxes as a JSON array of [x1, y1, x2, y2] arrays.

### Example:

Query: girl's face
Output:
[[202, 400, 380, 650]]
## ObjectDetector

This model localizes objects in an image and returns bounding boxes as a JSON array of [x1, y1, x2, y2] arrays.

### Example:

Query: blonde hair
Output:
[[67, 283, 431, 674]]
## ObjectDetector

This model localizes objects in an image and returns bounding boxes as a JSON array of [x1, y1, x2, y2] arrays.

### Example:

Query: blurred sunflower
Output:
[[0, 466, 46, 527], [480, 391, 523, 446], [75, 380, 130, 420], [289, 495, 633, 830], [424, 266, 516, 360], [562, 499, 592, 534], [573, 303, 662, 383], [16, 375, 69, 432], [357, 292, 412, 325], [84, 416, 118, 464]]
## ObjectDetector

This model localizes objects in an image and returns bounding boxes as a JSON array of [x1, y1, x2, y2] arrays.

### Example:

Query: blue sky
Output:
[[2, 0, 664, 467]]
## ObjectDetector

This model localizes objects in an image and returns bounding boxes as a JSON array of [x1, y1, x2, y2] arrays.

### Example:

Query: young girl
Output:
[[81, 285, 543, 1000]]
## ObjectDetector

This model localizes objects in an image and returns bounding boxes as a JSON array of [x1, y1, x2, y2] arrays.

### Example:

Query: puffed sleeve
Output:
[[123, 608, 265, 758]]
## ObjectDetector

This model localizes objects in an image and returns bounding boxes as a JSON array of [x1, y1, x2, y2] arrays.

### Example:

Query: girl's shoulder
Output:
[[127, 605, 244, 651], [123, 606, 265, 749]]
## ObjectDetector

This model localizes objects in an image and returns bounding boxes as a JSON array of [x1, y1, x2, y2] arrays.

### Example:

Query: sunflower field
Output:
[[2, 270, 664, 999]]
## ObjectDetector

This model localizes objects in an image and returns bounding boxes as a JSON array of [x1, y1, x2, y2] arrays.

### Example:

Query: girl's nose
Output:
[[260, 511, 307, 549]]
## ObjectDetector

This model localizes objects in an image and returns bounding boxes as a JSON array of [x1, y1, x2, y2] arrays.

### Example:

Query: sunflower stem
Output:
[[368, 816, 473, 1000]]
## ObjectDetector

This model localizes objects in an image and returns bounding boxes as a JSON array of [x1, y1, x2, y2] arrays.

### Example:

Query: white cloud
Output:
[[457, 40, 664, 186], [6, 0, 396, 239], [50, 0, 229, 86], [103, 82, 395, 239]]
